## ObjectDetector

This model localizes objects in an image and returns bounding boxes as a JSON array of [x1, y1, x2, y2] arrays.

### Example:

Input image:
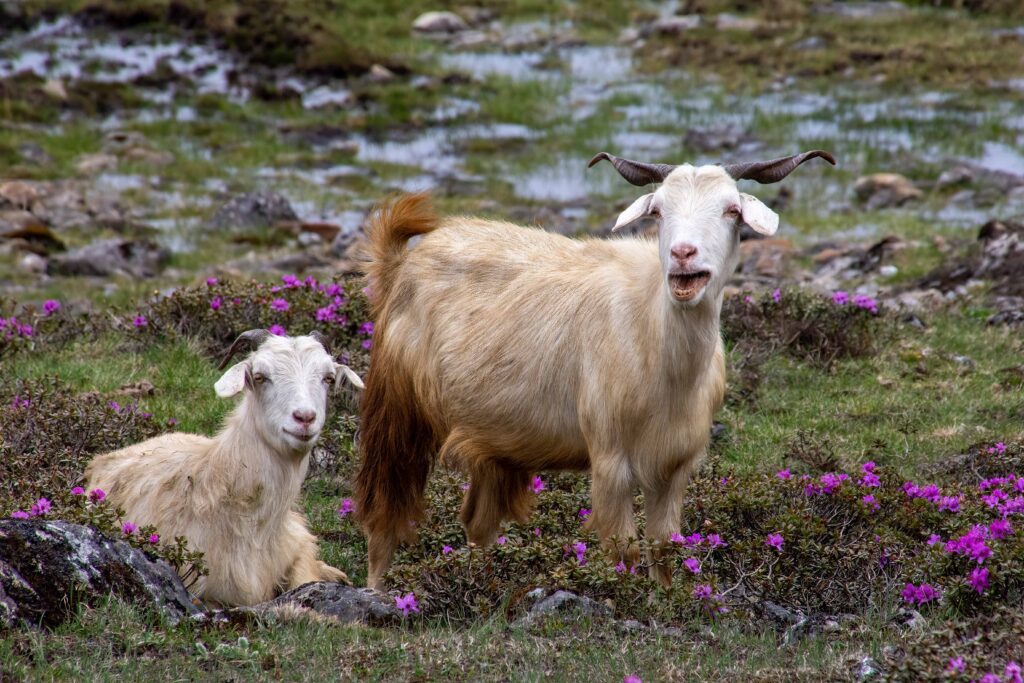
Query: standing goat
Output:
[[86, 331, 364, 606], [355, 151, 835, 588]]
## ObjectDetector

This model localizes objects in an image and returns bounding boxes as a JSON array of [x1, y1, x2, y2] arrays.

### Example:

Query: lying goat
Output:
[[86, 331, 364, 606], [354, 151, 835, 588]]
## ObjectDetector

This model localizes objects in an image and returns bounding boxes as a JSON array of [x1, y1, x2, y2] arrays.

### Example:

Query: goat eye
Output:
[[724, 206, 741, 220], [323, 375, 335, 385], [252, 373, 267, 384]]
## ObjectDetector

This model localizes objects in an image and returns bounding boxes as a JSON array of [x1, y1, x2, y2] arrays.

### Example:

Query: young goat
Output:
[[86, 331, 364, 606], [355, 151, 835, 589]]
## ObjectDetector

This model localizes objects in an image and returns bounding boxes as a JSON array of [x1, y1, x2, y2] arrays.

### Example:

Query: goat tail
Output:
[[363, 192, 438, 312], [353, 339, 437, 550]]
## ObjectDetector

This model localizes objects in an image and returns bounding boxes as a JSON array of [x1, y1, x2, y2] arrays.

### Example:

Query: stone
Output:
[[684, 124, 758, 153], [74, 153, 118, 175], [207, 190, 299, 234], [17, 143, 53, 166], [650, 14, 701, 35], [47, 238, 169, 278], [368, 64, 396, 83], [715, 13, 761, 31], [514, 590, 612, 627], [242, 582, 402, 627], [41, 78, 67, 101], [853, 173, 922, 210], [0, 181, 40, 210], [813, 2, 907, 19], [412, 11, 469, 34], [0, 520, 202, 628], [854, 656, 883, 680]]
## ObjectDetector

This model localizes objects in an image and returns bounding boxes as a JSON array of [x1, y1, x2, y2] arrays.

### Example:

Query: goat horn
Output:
[[217, 329, 271, 370], [721, 150, 836, 184], [308, 330, 332, 357], [588, 152, 676, 187]]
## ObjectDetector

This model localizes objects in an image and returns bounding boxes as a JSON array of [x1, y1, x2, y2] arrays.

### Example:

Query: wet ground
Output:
[[1, 4, 1023, 310]]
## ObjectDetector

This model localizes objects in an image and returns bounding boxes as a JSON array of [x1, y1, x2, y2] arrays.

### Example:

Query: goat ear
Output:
[[335, 364, 365, 391], [739, 192, 779, 236], [214, 362, 248, 398], [612, 193, 655, 232]]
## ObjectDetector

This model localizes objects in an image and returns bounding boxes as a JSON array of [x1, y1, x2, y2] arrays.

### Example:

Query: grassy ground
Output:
[[2, 1, 1024, 681]]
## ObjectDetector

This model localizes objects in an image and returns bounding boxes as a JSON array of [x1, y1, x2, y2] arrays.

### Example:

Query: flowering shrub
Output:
[[124, 275, 372, 367], [0, 297, 88, 358]]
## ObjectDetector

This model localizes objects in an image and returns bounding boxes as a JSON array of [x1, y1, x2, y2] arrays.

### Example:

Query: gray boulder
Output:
[[244, 582, 402, 626], [46, 238, 169, 277], [207, 190, 299, 234], [0, 520, 202, 628]]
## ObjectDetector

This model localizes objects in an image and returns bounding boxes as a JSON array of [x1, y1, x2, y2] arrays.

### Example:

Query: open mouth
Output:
[[283, 429, 317, 443], [668, 271, 711, 301]]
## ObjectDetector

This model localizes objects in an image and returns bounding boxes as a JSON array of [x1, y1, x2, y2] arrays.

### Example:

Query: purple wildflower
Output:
[[927, 534, 942, 546], [71, 486, 85, 496], [772, 288, 781, 303], [578, 508, 591, 521], [11, 510, 29, 519], [361, 339, 372, 350], [861, 494, 879, 511], [122, 521, 138, 535], [359, 321, 374, 337], [89, 488, 106, 502], [614, 561, 626, 573], [282, 274, 301, 288], [989, 518, 1013, 540], [684, 557, 701, 574], [831, 290, 849, 305], [707, 533, 727, 548], [149, 533, 160, 544], [776, 469, 792, 480], [901, 582, 939, 605], [624, 676, 643, 683], [442, 545, 453, 555], [210, 297, 222, 311], [337, 499, 354, 518], [692, 584, 713, 600], [43, 299, 60, 315], [947, 657, 966, 673], [270, 298, 289, 312], [268, 324, 286, 336], [852, 294, 878, 314], [968, 566, 989, 594], [30, 497, 51, 516], [531, 476, 545, 494], [765, 533, 784, 552], [206, 277, 218, 286], [395, 592, 420, 616], [572, 541, 587, 565], [497, 535, 507, 545]]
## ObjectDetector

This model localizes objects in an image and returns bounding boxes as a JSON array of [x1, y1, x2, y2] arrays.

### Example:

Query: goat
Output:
[[354, 151, 835, 589], [85, 331, 364, 606]]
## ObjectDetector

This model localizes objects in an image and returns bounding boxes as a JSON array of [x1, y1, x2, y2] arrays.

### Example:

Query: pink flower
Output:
[[692, 584, 713, 600], [852, 294, 878, 314], [148, 534, 160, 544], [831, 291, 849, 305], [968, 566, 989, 594], [572, 541, 587, 565], [772, 288, 781, 303], [282, 275, 301, 288], [927, 534, 942, 546], [707, 533, 727, 548], [670, 532, 685, 544], [206, 277, 218, 286], [765, 533, 784, 552], [684, 557, 701, 574], [533, 528, 541, 537], [442, 545, 453, 555], [776, 469, 792, 480], [614, 561, 626, 573], [989, 518, 1013, 540], [359, 321, 374, 336], [1006, 662, 1023, 683], [578, 508, 591, 521], [210, 297, 222, 311], [624, 676, 643, 683], [270, 298, 289, 312], [30, 497, 51, 516], [10, 510, 29, 519], [861, 494, 879, 511], [497, 535, 507, 545], [531, 476, 545, 494], [337, 498, 354, 518], [43, 299, 60, 315], [89, 488, 106, 502], [71, 486, 85, 496], [122, 522, 138, 535], [937, 496, 960, 513], [133, 315, 147, 328], [395, 592, 420, 616], [361, 339, 372, 350], [947, 657, 966, 673], [901, 582, 939, 605], [268, 324, 286, 336]]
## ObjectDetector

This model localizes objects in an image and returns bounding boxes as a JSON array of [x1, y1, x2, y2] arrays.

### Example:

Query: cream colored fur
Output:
[[86, 336, 352, 606]]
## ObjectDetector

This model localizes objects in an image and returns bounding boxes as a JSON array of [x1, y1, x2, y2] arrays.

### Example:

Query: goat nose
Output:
[[292, 409, 316, 426], [671, 243, 699, 264]]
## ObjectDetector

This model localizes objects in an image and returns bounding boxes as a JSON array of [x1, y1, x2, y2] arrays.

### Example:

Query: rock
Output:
[[684, 124, 757, 153], [739, 237, 798, 279], [47, 238, 169, 278], [207, 190, 299, 234], [0, 520, 202, 628], [368, 64, 396, 83], [715, 14, 761, 31], [514, 590, 612, 627], [650, 14, 701, 35], [412, 11, 469, 34], [812, 2, 907, 19], [74, 153, 118, 175], [242, 582, 401, 626], [793, 35, 827, 51], [118, 380, 155, 397], [19, 252, 47, 274], [0, 181, 40, 210], [17, 143, 53, 166], [937, 164, 974, 189], [41, 78, 67, 101], [854, 656, 883, 680], [0, 210, 64, 254], [853, 173, 922, 210], [103, 130, 149, 153]]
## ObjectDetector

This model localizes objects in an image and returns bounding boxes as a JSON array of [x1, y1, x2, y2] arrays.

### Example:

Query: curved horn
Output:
[[722, 150, 836, 184], [217, 329, 271, 370], [309, 330, 332, 357], [588, 152, 676, 187]]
